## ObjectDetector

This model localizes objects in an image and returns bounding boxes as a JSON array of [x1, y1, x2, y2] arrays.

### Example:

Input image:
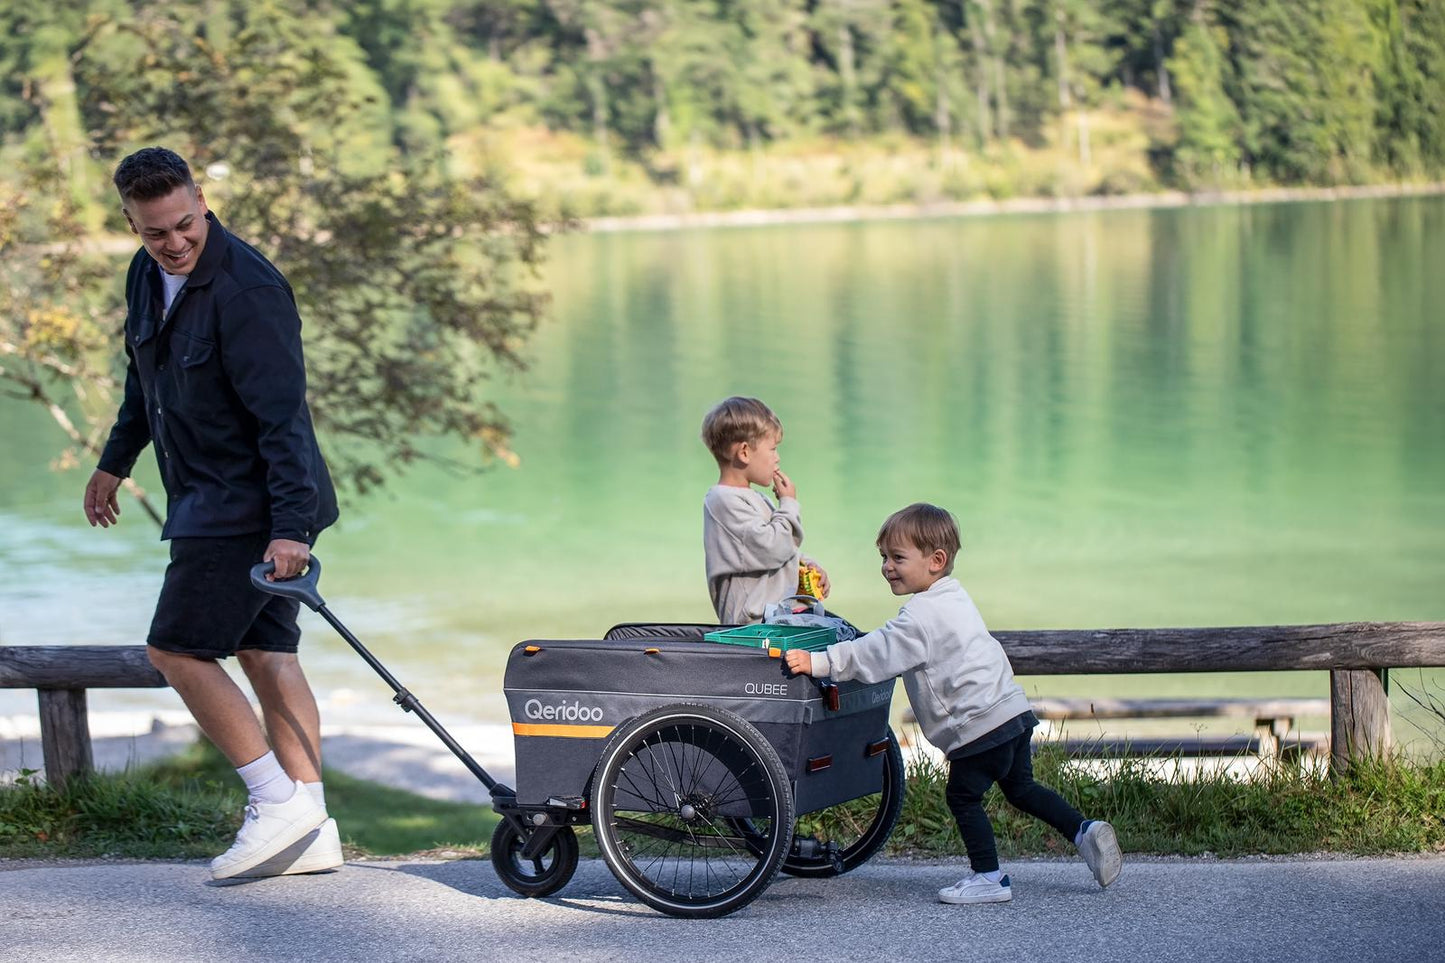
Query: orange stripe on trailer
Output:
[[512, 722, 616, 738]]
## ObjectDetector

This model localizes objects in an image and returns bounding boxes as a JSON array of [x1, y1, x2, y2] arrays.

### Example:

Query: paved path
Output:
[[3, 855, 1442, 962]]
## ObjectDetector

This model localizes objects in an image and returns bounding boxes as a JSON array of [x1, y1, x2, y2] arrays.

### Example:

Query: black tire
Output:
[[490, 820, 579, 898], [590, 704, 794, 918], [781, 728, 905, 878]]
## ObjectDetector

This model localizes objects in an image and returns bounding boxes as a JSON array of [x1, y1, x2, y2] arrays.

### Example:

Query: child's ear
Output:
[[929, 549, 948, 573], [733, 440, 752, 465]]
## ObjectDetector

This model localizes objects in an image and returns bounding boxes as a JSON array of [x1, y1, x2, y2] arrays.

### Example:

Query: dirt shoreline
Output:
[[582, 181, 1445, 233]]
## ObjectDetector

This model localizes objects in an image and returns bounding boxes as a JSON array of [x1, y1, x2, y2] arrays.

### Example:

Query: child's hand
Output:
[[802, 557, 831, 600], [772, 468, 796, 500], [784, 649, 813, 676]]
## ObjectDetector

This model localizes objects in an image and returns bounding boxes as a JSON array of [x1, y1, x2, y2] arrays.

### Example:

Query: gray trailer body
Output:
[[504, 638, 895, 814]]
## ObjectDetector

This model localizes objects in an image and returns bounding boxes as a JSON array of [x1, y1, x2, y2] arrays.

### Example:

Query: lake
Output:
[[3, 196, 1443, 751]]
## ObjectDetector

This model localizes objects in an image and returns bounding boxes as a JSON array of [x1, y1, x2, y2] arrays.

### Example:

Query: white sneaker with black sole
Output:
[[210, 781, 329, 880], [1077, 819, 1123, 888], [236, 818, 343, 877], [938, 872, 1012, 904]]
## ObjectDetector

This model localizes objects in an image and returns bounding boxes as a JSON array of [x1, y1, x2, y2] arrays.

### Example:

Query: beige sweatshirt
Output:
[[703, 484, 803, 624], [809, 576, 1033, 756]]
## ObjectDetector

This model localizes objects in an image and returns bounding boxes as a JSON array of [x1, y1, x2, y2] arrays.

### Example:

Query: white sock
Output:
[[236, 751, 294, 805], [304, 781, 326, 811], [978, 870, 1004, 883]]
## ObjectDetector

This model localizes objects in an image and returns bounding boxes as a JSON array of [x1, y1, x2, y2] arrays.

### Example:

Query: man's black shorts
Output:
[[147, 532, 301, 659]]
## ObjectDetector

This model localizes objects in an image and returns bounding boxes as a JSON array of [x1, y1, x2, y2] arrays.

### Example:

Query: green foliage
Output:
[[1169, 19, 1242, 186], [2, 0, 554, 497], [0, 740, 498, 859], [1224, 0, 1380, 184], [4, 0, 1444, 213], [6, 738, 1443, 861], [0, 762, 239, 859]]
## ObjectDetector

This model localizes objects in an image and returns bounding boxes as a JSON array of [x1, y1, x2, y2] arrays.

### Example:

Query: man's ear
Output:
[[121, 207, 137, 235], [194, 184, 209, 215]]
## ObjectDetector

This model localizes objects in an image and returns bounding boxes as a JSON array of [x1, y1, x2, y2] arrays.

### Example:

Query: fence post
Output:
[[37, 688, 93, 788], [1329, 669, 1391, 774]]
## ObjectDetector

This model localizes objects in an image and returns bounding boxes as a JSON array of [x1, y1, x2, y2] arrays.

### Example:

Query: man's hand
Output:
[[772, 468, 796, 500], [264, 538, 311, 580], [784, 649, 814, 676], [84, 470, 123, 528]]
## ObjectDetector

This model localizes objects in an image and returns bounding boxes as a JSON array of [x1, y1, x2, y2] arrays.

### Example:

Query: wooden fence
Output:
[[2, 621, 1443, 786], [1, 646, 164, 788]]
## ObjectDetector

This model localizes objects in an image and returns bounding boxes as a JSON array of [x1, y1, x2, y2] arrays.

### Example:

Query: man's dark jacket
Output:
[[98, 212, 338, 544]]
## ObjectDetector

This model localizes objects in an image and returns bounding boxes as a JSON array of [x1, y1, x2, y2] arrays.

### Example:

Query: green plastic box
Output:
[[703, 623, 837, 652]]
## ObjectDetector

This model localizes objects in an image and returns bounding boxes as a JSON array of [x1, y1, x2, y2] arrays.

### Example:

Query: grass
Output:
[[0, 741, 497, 860], [4, 738, 1443, 863], [893, 745, 1445, 859]]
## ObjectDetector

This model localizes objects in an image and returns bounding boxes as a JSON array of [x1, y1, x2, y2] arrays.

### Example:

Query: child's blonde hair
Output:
[[876, 503, 961, 575], [701, 396, 782, 464]]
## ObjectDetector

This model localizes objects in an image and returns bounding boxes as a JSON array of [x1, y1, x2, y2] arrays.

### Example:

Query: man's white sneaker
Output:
[[938, 872, 1012, 904], [235, 818, 343, 877], [210, 780, 328, 880], [1077, 819, 1123, 888]]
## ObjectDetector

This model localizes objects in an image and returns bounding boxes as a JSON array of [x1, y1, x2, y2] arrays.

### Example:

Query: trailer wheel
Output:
[[490, 820, 579, 897], [782, 727, 905, 877], [590, 704, 794, 918]]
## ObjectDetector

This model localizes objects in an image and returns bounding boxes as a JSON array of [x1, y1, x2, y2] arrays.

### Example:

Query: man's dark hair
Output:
[[113, 147, 196, 204]]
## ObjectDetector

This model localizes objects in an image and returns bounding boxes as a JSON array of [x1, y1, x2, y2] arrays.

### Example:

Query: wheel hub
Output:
[[677, 794, 713, 822]]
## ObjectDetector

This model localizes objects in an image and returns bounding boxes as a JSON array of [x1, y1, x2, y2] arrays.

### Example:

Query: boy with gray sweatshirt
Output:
[[785, 503, 1123, 904], [700, 397, 830, 624]]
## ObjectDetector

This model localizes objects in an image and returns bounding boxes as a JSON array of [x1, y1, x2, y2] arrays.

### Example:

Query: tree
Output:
[[1168, 2, 1241, 185], [1043, 0, 1118, 166], [1, 0, 554, 511], [1224, 0, 1377, 184]]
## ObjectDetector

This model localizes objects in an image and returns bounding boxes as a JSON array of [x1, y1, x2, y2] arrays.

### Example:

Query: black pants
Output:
[[945, 729, 1085, 873]]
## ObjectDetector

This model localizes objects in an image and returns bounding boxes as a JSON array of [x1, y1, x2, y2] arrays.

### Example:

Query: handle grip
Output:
[[249, 554, 325, 611]]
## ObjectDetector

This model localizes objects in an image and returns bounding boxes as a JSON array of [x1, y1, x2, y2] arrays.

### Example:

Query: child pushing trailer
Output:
[[250, 559, 904, 919]]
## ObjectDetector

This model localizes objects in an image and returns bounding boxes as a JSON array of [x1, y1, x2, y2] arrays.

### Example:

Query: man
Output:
[[84, 147, 341, 879]]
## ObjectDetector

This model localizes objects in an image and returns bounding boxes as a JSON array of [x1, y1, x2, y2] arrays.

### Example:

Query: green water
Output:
[[3, 197, 1443, 747]]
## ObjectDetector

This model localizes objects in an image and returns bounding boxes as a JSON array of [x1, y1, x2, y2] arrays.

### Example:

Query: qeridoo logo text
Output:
[[523, 698, 605, 722]]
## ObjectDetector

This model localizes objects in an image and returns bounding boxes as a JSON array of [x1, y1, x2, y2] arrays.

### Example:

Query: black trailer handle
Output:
[[250, 557, 325, 610], [247, 553, 507, 795]]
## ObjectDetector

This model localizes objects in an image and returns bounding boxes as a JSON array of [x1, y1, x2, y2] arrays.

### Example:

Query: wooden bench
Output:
[[1030, 697, 1330, 760], [902, 696, 1332, 761]]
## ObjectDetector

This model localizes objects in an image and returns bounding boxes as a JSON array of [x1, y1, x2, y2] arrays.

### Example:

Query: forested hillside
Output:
[[3, 0, 1444, 217]]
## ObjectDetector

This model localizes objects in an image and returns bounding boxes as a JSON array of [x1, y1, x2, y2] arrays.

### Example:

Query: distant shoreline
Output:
[[63, 181, 1445, 254], [582, 181, 1445, 234]]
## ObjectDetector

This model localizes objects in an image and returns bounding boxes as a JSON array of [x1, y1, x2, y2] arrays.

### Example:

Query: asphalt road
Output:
[[4, 855, 1442, 963]]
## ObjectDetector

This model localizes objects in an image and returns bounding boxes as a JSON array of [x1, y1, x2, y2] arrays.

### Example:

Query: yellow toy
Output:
[[797, 560, 826, 602]]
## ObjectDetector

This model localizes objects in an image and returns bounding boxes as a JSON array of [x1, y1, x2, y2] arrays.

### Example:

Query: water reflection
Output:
[[2, 198, 1442, 740]]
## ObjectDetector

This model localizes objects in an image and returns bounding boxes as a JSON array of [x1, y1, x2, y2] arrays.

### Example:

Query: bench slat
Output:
[[1039, 735, 1328, 758], [1030, 697, 1330, 721]]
